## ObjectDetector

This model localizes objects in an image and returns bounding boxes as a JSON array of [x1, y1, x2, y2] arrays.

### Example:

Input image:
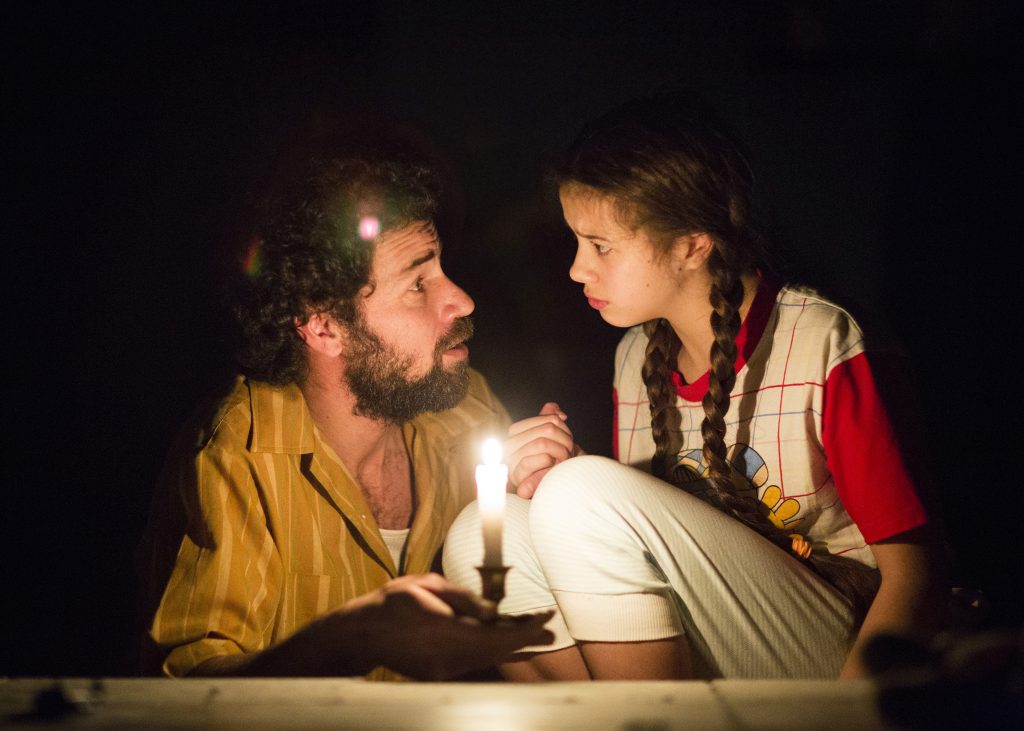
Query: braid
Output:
[[701, 247, 742, 485], [642, 318, 682, 480], [694, 249, 797, 556], [646, 244, 880, 627]]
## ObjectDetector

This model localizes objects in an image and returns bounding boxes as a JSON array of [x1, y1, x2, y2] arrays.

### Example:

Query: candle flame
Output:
[[481, 437, 502, 465]]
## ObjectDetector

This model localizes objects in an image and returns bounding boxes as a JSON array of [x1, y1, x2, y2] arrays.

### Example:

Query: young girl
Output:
[[444, 94, 947, 680]]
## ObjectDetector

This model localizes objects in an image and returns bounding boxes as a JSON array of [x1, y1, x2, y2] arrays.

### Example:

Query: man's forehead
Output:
[[372, 220, 440, 272]]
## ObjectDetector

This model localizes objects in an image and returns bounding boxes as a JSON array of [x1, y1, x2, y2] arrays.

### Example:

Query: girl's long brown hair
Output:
[[556, 93, 879, 627]]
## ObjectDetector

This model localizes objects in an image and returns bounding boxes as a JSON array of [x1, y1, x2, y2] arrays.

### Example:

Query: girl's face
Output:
[[561, 187, 684, 328]]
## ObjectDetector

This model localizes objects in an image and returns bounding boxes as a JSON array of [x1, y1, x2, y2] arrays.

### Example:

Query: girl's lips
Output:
[[587, 297, 608, 311]]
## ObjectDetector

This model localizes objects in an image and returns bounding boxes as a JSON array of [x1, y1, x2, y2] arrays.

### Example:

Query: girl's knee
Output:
[[447, 495, 532, 540], [445, 500, 482, 550], [530, 456, 636, 540], [533, 455, 635, 517], [443, 496, 533, 585], [442, 502, 483, 586]]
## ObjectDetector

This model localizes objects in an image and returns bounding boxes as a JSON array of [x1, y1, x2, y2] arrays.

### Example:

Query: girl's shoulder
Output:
[[774, 282, 907, 360], [776, 282, 858, 319], [774, 283, 867, 338]]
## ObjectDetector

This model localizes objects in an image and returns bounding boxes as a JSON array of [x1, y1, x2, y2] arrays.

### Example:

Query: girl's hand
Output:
[[505, 402, 584, 499]]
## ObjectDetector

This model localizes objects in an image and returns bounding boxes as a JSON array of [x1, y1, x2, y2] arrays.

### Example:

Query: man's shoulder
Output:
[[163, 375, 316, 472], [152, 377, 255, 501], [181, 375, 257, 453]]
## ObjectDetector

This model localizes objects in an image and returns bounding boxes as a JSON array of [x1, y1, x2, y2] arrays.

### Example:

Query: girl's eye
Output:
[[594, 242, 611, 255]]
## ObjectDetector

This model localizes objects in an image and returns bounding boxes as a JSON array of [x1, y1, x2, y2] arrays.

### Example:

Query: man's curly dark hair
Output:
[[231, 155, 440, 386]]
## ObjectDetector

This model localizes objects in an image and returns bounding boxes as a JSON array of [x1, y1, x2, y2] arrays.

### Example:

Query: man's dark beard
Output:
[[344, 316, 474, 423]]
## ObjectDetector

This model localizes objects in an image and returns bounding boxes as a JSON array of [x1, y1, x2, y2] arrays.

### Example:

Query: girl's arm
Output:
[[839, 524, 949, 679]]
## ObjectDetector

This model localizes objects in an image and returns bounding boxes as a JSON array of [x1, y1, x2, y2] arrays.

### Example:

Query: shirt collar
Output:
[[671, 277, 781, 400], [247, 379, 318, 454]]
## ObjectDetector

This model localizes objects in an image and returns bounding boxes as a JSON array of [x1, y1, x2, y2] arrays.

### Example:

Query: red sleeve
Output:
[[612, 387, 619, 460], [822, 352, 929, 543]]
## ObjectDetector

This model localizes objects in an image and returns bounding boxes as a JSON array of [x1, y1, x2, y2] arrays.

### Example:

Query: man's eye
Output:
[[410, 276, 425, 292]]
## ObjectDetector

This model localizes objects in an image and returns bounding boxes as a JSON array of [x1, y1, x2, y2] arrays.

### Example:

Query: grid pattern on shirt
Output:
[[612, 286, 876, 565]]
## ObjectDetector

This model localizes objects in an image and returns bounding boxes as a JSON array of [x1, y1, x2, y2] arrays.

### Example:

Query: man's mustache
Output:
[[437, 317, 474, 353]]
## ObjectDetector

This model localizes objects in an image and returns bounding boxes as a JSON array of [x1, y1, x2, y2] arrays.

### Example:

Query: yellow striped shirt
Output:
[[139, 370, 509, 679]]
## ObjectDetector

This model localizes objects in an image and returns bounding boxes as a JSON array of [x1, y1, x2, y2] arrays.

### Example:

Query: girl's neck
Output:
[[669, 272, 760, 384]]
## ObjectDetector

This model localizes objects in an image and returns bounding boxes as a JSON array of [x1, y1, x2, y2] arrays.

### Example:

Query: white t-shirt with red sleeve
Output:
[[612, 282, 929, 567]]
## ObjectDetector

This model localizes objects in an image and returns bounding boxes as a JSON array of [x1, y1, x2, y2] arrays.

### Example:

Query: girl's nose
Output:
[[568, 248, 593, 284]]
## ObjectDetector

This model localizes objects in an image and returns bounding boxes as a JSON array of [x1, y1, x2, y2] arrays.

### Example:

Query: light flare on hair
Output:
[[358, 215, 381, 240], [243, 236, 263, 278]]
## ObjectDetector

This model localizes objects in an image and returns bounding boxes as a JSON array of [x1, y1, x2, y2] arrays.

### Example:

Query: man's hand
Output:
[[505, 402, 584, 499], [191, 574, 554, 680], [341, 573, 555, 680]]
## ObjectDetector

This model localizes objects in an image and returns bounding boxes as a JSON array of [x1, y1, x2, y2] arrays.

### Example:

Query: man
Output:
[[138, 151, 552, 679]]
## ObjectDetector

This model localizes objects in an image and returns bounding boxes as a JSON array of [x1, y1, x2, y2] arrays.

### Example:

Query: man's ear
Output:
[[295, 312, 345, 357], [673, 232, 715, 272]]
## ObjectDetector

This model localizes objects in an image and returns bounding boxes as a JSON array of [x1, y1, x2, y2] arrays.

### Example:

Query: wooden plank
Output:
[[0, 678, 891, 730]]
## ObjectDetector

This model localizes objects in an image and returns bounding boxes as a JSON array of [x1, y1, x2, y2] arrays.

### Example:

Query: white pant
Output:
[[443, 455, 855, 678]]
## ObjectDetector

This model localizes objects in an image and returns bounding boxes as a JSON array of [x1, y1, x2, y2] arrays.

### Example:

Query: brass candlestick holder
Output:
[[476, 565, 510, 622]]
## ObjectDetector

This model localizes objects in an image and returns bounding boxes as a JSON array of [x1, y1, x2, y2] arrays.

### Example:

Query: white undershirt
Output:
[[379, 528, 410, 572]]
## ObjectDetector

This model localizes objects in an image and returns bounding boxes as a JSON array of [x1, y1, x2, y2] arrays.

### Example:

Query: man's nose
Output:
[[442, 278, 475, 321]]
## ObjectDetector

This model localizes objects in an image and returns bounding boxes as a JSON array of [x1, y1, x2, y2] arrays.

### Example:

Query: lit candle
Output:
[[475, 437, 508, 568]]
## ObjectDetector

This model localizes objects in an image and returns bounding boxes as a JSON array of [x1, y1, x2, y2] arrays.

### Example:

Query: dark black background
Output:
[[7, 1, 1022, 675]]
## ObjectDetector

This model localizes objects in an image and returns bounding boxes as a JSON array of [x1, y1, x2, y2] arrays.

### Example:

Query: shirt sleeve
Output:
[[147, 443, 283, 677], [822, 351, 930, 543]]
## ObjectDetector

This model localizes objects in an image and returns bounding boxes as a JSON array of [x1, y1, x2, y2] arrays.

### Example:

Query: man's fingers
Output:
[[378, 597, 557, 680], [510, 608, 556, 625], [411, 574, 493, 617], [386, 574, 486, 618], [426, 585, 494, 620], [482, 611, 556, 655], [395, 582, 457, 617]]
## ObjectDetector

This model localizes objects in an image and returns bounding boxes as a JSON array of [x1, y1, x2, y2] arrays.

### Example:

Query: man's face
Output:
[[343, 220, 476, 423]]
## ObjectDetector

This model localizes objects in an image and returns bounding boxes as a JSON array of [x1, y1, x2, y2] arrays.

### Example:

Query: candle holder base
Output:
[[476, 565, 510, 622]]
